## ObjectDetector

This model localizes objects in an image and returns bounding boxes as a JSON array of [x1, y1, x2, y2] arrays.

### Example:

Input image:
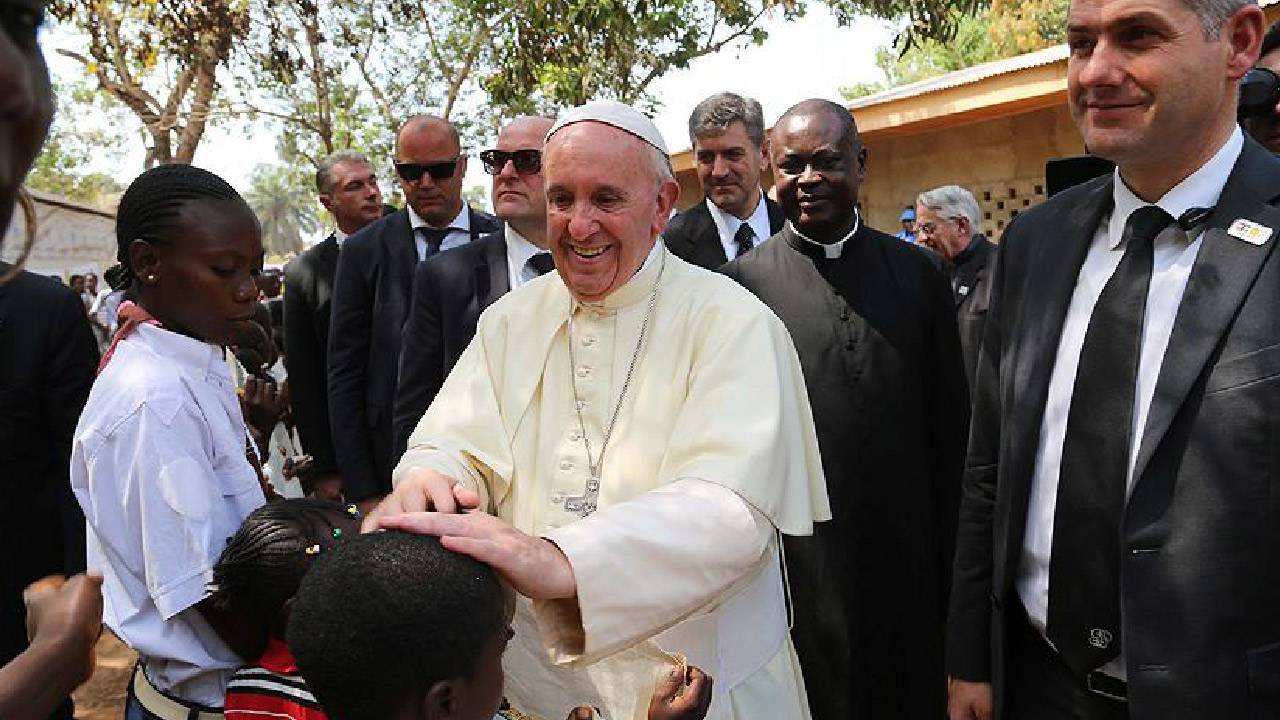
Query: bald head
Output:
[[395, 115, 460, 156], [489, 115, 556, 246], [394, 115, 466, 227]]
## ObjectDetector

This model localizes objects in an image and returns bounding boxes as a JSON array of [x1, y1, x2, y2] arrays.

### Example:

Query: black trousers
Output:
[[1005, 603, 1129, 720]]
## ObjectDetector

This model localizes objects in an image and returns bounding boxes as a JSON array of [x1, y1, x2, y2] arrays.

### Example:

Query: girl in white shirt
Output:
[[71, 164, 271, 717]]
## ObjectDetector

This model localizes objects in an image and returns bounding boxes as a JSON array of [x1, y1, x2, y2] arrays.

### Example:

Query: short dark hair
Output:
[[774, 99, 860, 155], [210, 499, 359, 630], [69, 274, 84, 284], [108, 164, 252, 291], [1261, 19, 1280, 58], [287, 531, 505, 720], [688, 92, 766, 148]]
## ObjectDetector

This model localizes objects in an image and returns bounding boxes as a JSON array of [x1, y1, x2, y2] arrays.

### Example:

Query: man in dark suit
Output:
[[915, 184, 997, 386], [722, 99, 969, 720], [328, 115, 500, 510], [0, 265, 98, 719], [664, 92, 784, 268], [947, 0, 1274, 718], [283, 150, 383, 497], [393, 116, 556, 460]]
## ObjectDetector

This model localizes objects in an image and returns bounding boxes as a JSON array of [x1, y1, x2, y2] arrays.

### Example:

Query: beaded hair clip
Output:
[[304, 504, 363, 556]]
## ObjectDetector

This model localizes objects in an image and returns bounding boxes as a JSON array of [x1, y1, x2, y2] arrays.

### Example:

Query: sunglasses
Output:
[[479, 149, 542, 176], [394, 160, 459, 183]]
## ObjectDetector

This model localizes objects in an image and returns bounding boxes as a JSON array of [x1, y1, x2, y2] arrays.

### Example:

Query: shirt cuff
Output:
[[153, 568, 213, 621]]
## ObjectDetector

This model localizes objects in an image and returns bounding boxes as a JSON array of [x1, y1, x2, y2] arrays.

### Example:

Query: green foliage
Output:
[[244, 164, 321, 259], [25, 81, 127, 205], [463, 185, 490, 212], [840, 0, 1067, 100]]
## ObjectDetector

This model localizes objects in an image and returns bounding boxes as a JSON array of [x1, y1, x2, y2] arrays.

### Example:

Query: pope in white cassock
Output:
[[368, 100, 830, 720]]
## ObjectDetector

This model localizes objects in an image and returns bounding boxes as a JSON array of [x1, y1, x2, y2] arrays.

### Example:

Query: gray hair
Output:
[[645, 143, 675, 187], [1184, 0, 1256, 36], [916, 185, 981, 230], [316, 150, 372, 194], [688, 92, 766, 148]]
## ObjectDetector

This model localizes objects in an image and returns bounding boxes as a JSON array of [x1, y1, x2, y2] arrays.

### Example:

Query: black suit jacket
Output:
[[283, 234, 339, 473], [0, 269, 97, 662], [393, 232, 510, 461], [663, 196, 785, 269], [951, 234, 997, 386], [327, 206, 500, 501], [948, 138, 1280, 719]]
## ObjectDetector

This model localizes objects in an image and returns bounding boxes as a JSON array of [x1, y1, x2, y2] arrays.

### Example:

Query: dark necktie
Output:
[[733, 222, 756, 258], [1047, 204, 1174, 677], [418, 227, 451, 260], [526, 252, 555, 277]]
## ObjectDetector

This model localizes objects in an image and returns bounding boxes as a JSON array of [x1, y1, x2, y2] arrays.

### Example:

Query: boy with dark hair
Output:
[[288, 532, 712, 720], [287, 531, 508, 720]]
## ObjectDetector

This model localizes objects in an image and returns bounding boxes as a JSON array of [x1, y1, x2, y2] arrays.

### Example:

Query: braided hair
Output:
[[107, 164, 253, 291], [210, 499, 361, 631]]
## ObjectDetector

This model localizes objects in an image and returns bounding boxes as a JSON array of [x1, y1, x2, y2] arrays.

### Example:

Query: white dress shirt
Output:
[[334, 228, 349, 246], [706, 191, 774, 260], [1018, 127, 1243, 678], [71, 324, 266, 707], [504, 225, 550, 290], [408, 204, 472, 260]]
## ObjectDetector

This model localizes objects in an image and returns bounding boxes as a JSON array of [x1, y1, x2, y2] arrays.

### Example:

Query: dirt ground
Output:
[[73, 631, 134, 720]]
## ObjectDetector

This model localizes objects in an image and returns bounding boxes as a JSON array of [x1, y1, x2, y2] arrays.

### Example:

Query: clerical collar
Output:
[[787, 211, 861, 260], [571, 240, 666, 315]]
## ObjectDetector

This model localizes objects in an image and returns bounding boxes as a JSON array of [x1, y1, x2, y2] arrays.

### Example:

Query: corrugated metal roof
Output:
[[846, 43, 1069, 110], [847, 0, 1280, 111]]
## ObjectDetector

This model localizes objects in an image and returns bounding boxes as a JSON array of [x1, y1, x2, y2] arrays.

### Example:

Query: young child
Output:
[[213, 499, 362, 719], [69, 164, 271, 717], [286, 531, 712, 720]]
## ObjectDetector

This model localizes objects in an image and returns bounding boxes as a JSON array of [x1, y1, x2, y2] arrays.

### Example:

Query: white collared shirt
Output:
[[408, 204, 472, 260], [789, 210, 862, 258], [1018, 126, 1243, 678], [334, 228, 349, 246], [706, 191, 773, 260], [71, 324, 266, 707], [504, 225, 550, 290]]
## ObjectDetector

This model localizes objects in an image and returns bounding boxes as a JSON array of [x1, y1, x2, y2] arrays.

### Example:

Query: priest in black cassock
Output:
[[721, 99, 969, 719]]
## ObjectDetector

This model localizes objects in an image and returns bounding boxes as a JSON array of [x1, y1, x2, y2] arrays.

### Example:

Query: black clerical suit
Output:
[[283, 234, 339, 473], [0, 268, 97, 718], [722, 223, 969, 720], [663, 196, 785, 269], [328, 206, 499, 502], [950, 233, 997, 386], [948, 138, 1280, 719], [393, 232, 511, 461]]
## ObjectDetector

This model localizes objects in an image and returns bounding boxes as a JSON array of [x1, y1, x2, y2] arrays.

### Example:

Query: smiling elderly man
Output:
[[367, 100, 829, 720]]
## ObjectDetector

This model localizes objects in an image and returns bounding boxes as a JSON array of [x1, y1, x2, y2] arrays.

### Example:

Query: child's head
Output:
[[286, 531, 508, 720], [211, 499, 361, 641], [112, 164, 263, 346]]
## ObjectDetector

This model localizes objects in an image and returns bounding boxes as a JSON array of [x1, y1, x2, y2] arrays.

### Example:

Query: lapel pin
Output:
[[1227, 219, 1273, 246]]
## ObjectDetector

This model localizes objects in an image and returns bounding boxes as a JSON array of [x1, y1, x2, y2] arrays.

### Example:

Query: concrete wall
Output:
[[859, 103, 1084, 239]]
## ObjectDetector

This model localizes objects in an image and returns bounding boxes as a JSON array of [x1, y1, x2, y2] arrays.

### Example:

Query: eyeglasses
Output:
[[394, 159, 459, 183], [479, 149, 542, 176]]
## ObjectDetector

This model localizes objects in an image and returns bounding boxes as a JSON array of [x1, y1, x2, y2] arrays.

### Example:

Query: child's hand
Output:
[[647, 665, 713, 720]]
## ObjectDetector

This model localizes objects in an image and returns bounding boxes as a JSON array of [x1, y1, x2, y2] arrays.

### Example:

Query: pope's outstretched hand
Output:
[[375, 510, 578, 601], [361, 468, 481, 531]]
